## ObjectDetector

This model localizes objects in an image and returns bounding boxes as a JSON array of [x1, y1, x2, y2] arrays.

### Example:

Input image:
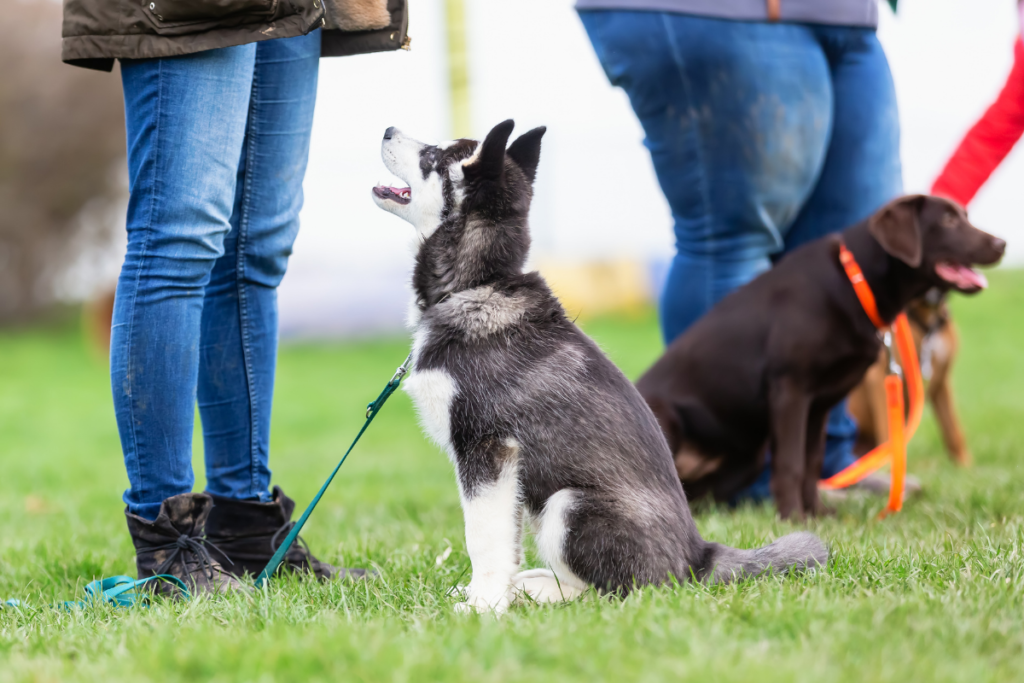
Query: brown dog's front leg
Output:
[[769, 379, 811, 521], [802, 407, 832, 517]]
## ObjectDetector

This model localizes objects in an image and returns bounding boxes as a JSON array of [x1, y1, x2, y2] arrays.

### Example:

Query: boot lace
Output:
[[270, 522, 314, 564], [141, 534, 233, 581]]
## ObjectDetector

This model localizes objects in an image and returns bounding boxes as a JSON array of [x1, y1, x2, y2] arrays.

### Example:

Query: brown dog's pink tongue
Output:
[[936, 262, 988, 289]]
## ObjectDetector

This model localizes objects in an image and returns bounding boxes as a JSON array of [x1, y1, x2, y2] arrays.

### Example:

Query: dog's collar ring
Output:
[[882, 330, 902, 378]]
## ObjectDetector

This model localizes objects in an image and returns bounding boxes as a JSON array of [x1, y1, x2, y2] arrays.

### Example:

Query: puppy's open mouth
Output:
[[935, 261, 988, 291], [373, 184, 411, 205]]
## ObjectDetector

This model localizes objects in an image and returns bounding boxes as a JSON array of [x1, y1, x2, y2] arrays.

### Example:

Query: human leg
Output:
[[197, 31, 321, 502], [784, 27, 901, 249], [115, 45, 257, 522], [579, 11, 832, 343], [116, 46, 260, 592]]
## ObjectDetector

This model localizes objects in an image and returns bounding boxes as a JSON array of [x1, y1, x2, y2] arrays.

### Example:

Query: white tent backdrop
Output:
[[281, 0, 1024, 338]]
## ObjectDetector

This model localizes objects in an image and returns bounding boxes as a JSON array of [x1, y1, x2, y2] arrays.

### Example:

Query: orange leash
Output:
[[819, 242, 924, 516], [838, 242, 886, 329], [895, 312, 925, 437], [818, 314, 923, 490], [880, 373, 906, 517]]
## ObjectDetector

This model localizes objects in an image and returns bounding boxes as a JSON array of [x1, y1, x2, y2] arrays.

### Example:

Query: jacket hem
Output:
[[62, 13, 317, 67]]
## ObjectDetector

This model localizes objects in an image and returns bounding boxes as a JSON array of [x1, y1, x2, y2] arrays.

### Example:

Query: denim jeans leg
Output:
[[783, 28, 903, 253], [198, 31, 321, 502], [579, 11, 832, 344], [784, 27, 903, 477], [116, 45, 258, 520]]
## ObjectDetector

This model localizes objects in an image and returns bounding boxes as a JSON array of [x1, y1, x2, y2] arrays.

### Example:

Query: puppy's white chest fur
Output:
[[402, 326, 457, 455]]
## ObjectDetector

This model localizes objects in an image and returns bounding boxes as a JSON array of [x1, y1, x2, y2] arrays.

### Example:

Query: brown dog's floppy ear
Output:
[[464, 119, 515, 181], [506, 126, 546, 182], [868, 195, 925, 267]]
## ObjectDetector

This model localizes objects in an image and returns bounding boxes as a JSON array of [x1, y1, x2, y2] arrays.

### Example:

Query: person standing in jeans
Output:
[[61, 1, 408, 593], [577, 0, 903, 502]]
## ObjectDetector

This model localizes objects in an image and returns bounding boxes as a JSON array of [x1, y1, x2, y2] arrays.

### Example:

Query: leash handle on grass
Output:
[[3, 575, 188, 613], [70, 574, 189, 608], [63, 574, 189, 609], [255, 354, 412, 589]]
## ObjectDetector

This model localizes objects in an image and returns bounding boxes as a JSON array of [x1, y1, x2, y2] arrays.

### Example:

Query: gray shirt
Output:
[[574, 0, 879, 28]]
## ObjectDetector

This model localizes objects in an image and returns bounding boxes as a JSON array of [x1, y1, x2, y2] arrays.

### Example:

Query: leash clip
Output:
[[882, 330, 902, 378], [390, 355, 412, 385], [366, 354, 414, 418]]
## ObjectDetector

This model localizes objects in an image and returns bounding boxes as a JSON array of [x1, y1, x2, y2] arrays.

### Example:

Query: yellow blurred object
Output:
[[537, 259, 652, 319], [444, 0, 471, 138], [24, 495, 51, 514]]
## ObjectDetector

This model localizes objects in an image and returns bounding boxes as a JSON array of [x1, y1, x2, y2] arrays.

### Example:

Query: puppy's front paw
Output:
[[453, 601, 482, 615], [454, 586, 512, 615]]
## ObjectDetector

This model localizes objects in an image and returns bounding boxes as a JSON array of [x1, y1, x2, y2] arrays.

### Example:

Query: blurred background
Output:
[[3, 0, 1021, 337]]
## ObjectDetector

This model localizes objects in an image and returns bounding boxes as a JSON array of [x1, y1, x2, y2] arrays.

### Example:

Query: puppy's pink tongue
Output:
[[936, 263, 988, 289]]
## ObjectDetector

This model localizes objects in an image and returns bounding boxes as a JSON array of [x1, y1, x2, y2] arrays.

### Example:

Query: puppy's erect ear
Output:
[[868, 195, 925, 267], [506, 126, 546, 182], [464, 119, 515, 181]]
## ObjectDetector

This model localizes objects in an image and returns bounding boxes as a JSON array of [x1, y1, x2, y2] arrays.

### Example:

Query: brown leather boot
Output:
[[125, 492, 245, 596], [204, 486, 371, 581]]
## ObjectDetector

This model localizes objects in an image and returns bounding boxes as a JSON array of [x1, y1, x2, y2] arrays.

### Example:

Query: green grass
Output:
[[2, 271, 1024, 682]]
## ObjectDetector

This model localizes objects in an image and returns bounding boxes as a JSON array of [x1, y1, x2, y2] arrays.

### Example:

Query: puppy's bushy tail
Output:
[[700, 531, 828, 583]]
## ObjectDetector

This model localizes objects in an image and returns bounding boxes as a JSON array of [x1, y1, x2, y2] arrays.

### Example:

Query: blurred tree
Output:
[[0, 0, 125, 323]]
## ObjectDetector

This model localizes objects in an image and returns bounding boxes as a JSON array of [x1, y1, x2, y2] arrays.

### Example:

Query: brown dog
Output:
[[637, 195, 1004, 520], [847, 290, 971, 466]]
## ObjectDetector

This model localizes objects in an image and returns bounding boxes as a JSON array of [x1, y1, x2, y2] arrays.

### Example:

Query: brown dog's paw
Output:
[[802, 488, 836, 518], [776, 504, 807, 523], [809, 499, 837, 518]]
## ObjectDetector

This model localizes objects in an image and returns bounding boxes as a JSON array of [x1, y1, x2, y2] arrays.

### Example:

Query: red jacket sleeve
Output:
[[931, 39, 1024, 206]]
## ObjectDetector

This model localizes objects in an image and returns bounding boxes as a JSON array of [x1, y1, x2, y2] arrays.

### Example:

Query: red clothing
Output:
[[931, 39, 1024, 206]]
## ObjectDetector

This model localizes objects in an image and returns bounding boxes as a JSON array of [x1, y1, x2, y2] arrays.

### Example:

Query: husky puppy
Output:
[[372, 120, 827, 614]]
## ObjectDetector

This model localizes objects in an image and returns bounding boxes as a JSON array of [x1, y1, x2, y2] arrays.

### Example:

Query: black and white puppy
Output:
[[372, 120, 827, 614]]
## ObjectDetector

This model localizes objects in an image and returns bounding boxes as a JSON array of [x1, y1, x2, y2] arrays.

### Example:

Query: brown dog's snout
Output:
[[959, 215, 1006, 265], [976, 233, 1007, 265]]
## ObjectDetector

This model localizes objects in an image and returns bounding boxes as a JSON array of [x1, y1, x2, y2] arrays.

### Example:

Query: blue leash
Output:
[[255, 354, 411, 588], [3, 575, 189, 612], [61, 575, 191, 608], [2, 354, 411, 609]]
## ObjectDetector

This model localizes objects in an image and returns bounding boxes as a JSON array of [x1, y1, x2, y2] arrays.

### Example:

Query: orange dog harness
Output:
[[819, 242, 924, 517]]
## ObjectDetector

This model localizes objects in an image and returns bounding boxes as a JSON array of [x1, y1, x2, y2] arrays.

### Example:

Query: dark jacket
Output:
[[62, 0, 409, 71]]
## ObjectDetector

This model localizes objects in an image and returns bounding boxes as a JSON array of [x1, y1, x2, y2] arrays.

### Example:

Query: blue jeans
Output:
[[580, 12, 902, 498], [115, 32, 320, 521]]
